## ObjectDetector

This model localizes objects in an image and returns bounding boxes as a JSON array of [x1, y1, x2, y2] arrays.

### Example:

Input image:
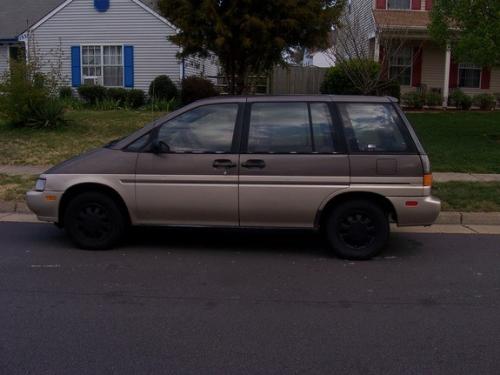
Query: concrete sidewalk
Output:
[[1, 165, 500, 182], [433, 172, 500, 182]]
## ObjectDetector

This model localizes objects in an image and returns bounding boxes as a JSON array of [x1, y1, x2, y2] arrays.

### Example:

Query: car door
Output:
[[135, 102, 242, 226], [239, 99, 350, 228]]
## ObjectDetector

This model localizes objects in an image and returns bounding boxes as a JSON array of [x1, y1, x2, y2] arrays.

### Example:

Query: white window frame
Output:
[[81, 44, 125, 87], [386, 0, 411, 9], [389, 47, 413, 86], [458, 63, 481, 89]]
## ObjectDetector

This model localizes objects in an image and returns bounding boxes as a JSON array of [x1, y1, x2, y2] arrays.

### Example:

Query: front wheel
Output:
[[64, 192, 126, 250], [325, 200, 389, 260]]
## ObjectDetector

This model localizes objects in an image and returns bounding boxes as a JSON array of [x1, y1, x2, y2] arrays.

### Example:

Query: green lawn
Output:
[[433, 182, 500, 212], [0, 174, 36, 202], [408, 111, 500, 173], [0, 110, 499, 174], [0, 110, 165, 165]]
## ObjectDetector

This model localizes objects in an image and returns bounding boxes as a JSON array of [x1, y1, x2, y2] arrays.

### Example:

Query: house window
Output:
[[458, 63, 481, 88], [82, 45, 123, 87], [389, 47, 412, 86], [387, 0, 411, 9]]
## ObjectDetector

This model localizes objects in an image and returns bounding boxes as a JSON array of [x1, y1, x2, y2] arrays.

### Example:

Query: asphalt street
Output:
[[1, 222, 499, 375]]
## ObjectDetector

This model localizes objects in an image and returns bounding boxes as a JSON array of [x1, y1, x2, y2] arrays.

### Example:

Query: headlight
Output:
[[35, 178, 46, 192]]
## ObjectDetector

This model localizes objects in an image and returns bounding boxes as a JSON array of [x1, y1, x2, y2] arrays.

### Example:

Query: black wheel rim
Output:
[[75, 203, 113, 241], [337, 211, 376, 249]]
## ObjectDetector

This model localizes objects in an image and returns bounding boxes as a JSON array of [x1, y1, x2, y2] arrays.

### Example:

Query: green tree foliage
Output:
[[429, 0, 500, 66], [158, 0, 345, 94]]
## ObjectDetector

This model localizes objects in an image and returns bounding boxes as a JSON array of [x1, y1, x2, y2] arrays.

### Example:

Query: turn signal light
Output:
[[423, 173, 433, 187]]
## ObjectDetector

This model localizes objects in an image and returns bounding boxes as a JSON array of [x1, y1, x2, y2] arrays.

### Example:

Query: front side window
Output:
[[389, 47, 412, 86], [338, 103, 410, 153], [82, 45, 123, 87], [247, 102, 336, 154], [387, 0, 411, 9], [459, 63, 481, 88], [157, 104, 238, 153]]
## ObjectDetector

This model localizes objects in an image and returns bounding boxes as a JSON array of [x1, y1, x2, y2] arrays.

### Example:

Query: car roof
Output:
[[193, 95, 396, 105]]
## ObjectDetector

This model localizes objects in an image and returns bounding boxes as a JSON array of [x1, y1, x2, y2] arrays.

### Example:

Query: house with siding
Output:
[[339, 0, 499, 106], [0, 0, 218, 92]]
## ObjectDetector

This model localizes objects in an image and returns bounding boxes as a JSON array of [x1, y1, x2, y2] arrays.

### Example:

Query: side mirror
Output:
[[151, 139, 170, 154]]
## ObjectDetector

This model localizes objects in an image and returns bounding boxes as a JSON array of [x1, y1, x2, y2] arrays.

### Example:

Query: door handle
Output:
[[241, 159, 266, 169], [213, 159, 237, 169]]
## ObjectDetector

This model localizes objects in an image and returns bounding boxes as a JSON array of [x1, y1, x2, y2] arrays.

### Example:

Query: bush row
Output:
[[401, 89, 497, 110], [63, 75, 219, 110]]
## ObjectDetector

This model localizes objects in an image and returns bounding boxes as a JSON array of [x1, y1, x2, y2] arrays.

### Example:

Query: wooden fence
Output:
[[269, 66, 328, 95], [207, 65, 329, 95]]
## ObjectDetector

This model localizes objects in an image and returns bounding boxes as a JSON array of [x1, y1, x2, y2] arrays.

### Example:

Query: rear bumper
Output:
[[26, 190, 61, 223], [388, 195, 441, 227]]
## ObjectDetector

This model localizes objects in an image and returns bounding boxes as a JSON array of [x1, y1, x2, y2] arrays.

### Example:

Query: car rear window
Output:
[[338, 103, 411, 153]]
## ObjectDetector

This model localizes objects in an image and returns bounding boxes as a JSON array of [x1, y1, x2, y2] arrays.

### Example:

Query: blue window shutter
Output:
[[71, 46, 81, 87], [124, 45, 134, 88]]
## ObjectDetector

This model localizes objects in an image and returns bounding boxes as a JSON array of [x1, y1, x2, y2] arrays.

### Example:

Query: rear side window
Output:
[[247, 102, 336, 153], [338, 103, 411, 153]]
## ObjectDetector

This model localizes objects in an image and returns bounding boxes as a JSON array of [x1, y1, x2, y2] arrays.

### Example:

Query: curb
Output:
[[435, 212, 500, 225], [1, 200, 500, 225]]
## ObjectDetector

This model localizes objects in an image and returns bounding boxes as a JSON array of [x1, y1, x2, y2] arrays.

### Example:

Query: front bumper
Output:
[[26, 190, 62, 223], [388, 195, 441, 227]]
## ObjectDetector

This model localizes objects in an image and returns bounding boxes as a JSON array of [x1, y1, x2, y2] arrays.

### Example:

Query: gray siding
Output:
[[0, 45, 8, 77], [29, 0, 180, 91]]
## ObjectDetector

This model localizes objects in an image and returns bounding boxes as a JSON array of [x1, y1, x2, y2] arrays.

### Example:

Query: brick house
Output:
[[341, 0, 499, 106]]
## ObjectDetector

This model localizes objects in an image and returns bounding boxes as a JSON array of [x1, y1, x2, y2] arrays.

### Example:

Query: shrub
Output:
[[127, 89, 146, 108], [425, 91, 443, 107], [320, 59, 380, 95], [94, 98, 122, 111], [401, 91, 425, 109], [181, 76, 218, 104], [149, 97, 180, 112], [59, 86, 73, 99], [472, 93, 496, 110], [77, 85, 107, 105], [0, 60, 66, 129], [448, 89, 472, 110], [377, 80, 401, 101], [149, 75, 178, 101], [107, 87, 129, 106], [60, 97, 84, 110], [25, 98, 67, 128]]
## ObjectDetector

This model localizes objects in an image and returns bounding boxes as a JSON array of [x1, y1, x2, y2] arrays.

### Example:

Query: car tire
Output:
[[325, 200, 389, 260], [64, 192, 126, 250]]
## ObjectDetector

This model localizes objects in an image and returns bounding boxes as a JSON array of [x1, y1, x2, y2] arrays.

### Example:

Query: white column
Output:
[[374, 34, 380, 62], [442, 43, 451, 107]]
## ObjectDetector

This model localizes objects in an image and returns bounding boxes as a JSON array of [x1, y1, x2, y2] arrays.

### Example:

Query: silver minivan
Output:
[[27, 95, 440, 259]]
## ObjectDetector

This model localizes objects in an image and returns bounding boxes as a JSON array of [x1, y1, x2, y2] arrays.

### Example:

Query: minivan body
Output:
[[27, 95, 440, 259]]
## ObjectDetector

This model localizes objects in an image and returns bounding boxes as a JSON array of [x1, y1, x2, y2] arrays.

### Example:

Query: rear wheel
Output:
[[64, 192, 126, 250], [325, 200, 389, 260]]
